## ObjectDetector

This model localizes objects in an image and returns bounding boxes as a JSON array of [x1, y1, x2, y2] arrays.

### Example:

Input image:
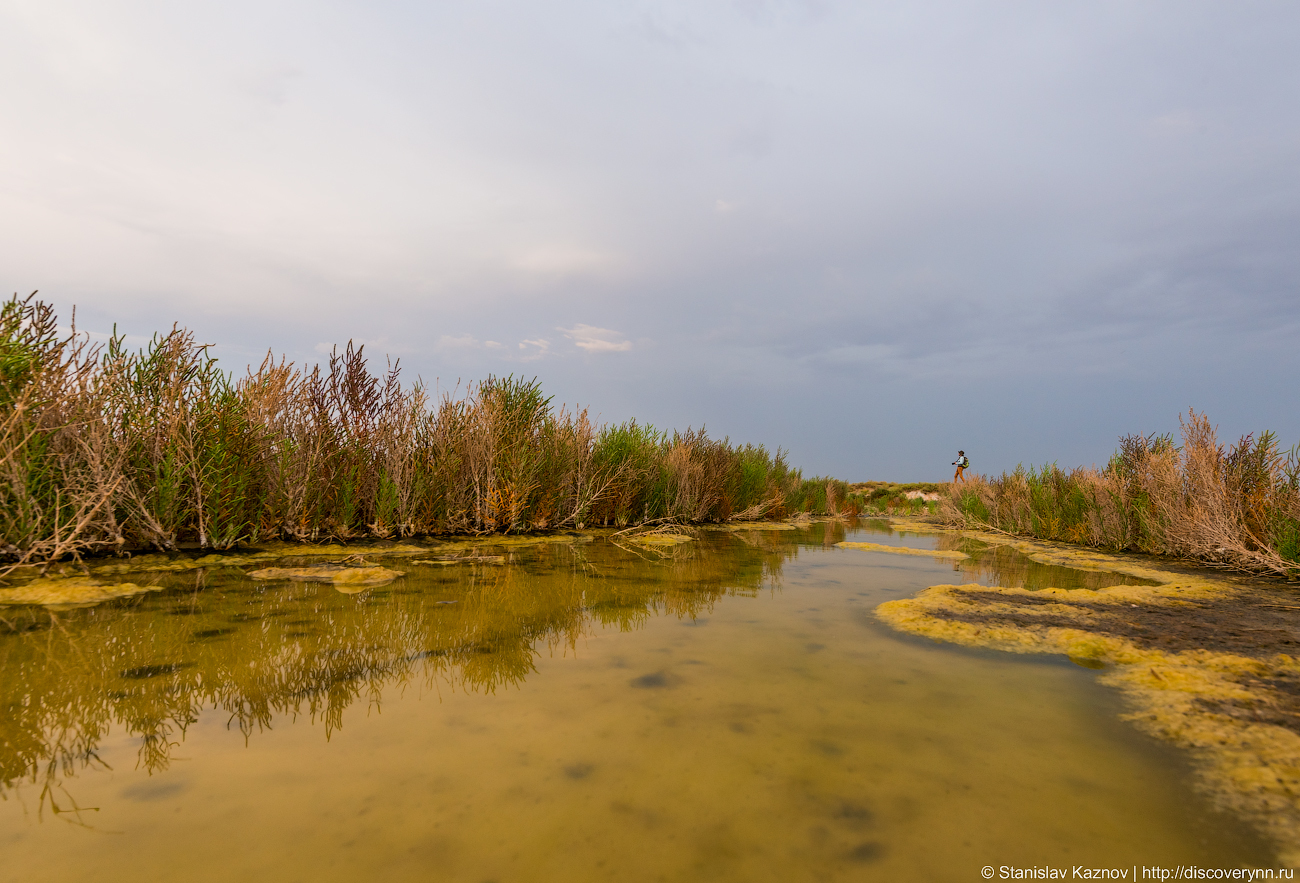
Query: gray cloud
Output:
[[1, 0, 1297, 479]]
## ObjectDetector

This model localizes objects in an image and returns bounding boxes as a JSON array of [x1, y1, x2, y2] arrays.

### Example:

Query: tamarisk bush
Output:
[[0, 294, 853, 571], [943, 411, 1300, 575]]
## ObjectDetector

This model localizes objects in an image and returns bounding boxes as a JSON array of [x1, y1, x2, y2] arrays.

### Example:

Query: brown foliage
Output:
[[942, 410, 1300, 575], [0, 295, 841, 571]]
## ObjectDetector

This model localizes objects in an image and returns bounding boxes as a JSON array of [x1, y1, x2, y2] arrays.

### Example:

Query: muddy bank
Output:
[[876, 518, 1300, 863]]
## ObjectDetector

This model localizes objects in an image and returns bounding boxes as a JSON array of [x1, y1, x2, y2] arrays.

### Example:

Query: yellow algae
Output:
[[951, 527, 1172, 582], [711, 521, 799, 532], [88, 535, 593, 578], [1104, 653, 1300, 858], [707, 517, 850, 532], [247, 566, 404, 587], [331, 567, 404, 585], [467, 534, 591, 547], [875, 539, 1300, 863], [411, 556, 507, 566], [278, 545, 376, 557], [628, 534, 694, 547], [417, 534, 593, 553], [836, 541, 968, 560], [91, 546, 358, 576], [884, 516, 948, 534], [251, 542, 425, 558], [95, 553, 272, 574], [1074, 640, 1298, 838], [0, 577, 160, 609]]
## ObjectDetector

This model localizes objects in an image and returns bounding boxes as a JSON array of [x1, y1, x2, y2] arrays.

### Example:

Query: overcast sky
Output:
[[2, 1, 1297, 480]]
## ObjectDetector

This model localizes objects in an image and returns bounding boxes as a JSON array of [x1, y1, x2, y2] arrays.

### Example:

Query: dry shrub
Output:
[[0, 295, 842, 569], [943, 410, 1300, 575]]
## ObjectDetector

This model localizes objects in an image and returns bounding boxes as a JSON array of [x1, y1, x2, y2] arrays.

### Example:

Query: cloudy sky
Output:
[[2, 1, 1297, 480]]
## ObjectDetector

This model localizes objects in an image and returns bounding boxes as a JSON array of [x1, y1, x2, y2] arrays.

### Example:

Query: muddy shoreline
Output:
[[874, 517, 1300, 864]]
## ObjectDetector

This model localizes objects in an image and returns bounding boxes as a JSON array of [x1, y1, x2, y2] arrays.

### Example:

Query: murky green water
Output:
[[0, 521, 1270, 880]]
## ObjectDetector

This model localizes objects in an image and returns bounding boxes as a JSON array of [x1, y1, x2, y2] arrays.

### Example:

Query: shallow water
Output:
[[0, 521, 1271, 880], [857, 518, 1163, 591]]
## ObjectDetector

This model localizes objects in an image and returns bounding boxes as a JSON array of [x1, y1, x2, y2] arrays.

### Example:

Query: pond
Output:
[[0, 520, 1270, 880]]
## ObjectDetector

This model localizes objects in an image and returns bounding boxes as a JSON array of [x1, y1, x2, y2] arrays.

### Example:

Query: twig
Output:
[[612, 516, 686, 537]]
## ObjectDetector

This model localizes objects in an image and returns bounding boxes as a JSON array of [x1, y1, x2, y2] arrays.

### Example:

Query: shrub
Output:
[[939, 410, 1300, 576], [0, 294, 847, 572]]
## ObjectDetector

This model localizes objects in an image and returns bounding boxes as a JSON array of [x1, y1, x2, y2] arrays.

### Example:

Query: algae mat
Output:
[[876, 520, 1300, 865], [0, 576, 159, 609], [0, 523, 1273, 880], [836, 540, 968, 560]]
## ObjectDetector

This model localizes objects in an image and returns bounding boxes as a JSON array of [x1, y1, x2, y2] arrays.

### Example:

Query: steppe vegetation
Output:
[[0, 294, 852, 574], [942, 412, 1300, 576]]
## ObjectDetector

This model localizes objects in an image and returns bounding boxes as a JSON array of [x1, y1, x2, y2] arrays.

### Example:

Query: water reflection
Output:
[[0, 527, 810, 813], [865, 519, 1160, 590], [1, 519, 1270, 879]]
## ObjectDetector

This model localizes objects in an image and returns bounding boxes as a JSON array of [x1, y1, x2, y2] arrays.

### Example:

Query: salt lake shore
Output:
[[871, 516, 1300, 865]]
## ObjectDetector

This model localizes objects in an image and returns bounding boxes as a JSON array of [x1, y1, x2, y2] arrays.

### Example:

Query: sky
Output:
[[2, 0, 1297, 481]]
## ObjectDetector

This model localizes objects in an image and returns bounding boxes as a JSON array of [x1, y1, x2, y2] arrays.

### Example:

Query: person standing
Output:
[[952, 450, 969, 482]]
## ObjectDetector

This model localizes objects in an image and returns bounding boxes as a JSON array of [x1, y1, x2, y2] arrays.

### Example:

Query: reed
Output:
[[0, 294, 851, 571], [942, 410, 1300, 576]]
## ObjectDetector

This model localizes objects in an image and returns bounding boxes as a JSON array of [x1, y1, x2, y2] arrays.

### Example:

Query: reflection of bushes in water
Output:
[[723, 518, 851, 553], [0, 295, 852, 575], [945, 538, 1159, 592], [0, 536, 790, 810], [942, 411, 1300, 576]]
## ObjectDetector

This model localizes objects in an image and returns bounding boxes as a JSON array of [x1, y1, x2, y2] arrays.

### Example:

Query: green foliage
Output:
[[0, 296, 851, 568], [0, 294, 61, 407], [591, 420, 667, 525], [942, 412, 1300, 576]]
